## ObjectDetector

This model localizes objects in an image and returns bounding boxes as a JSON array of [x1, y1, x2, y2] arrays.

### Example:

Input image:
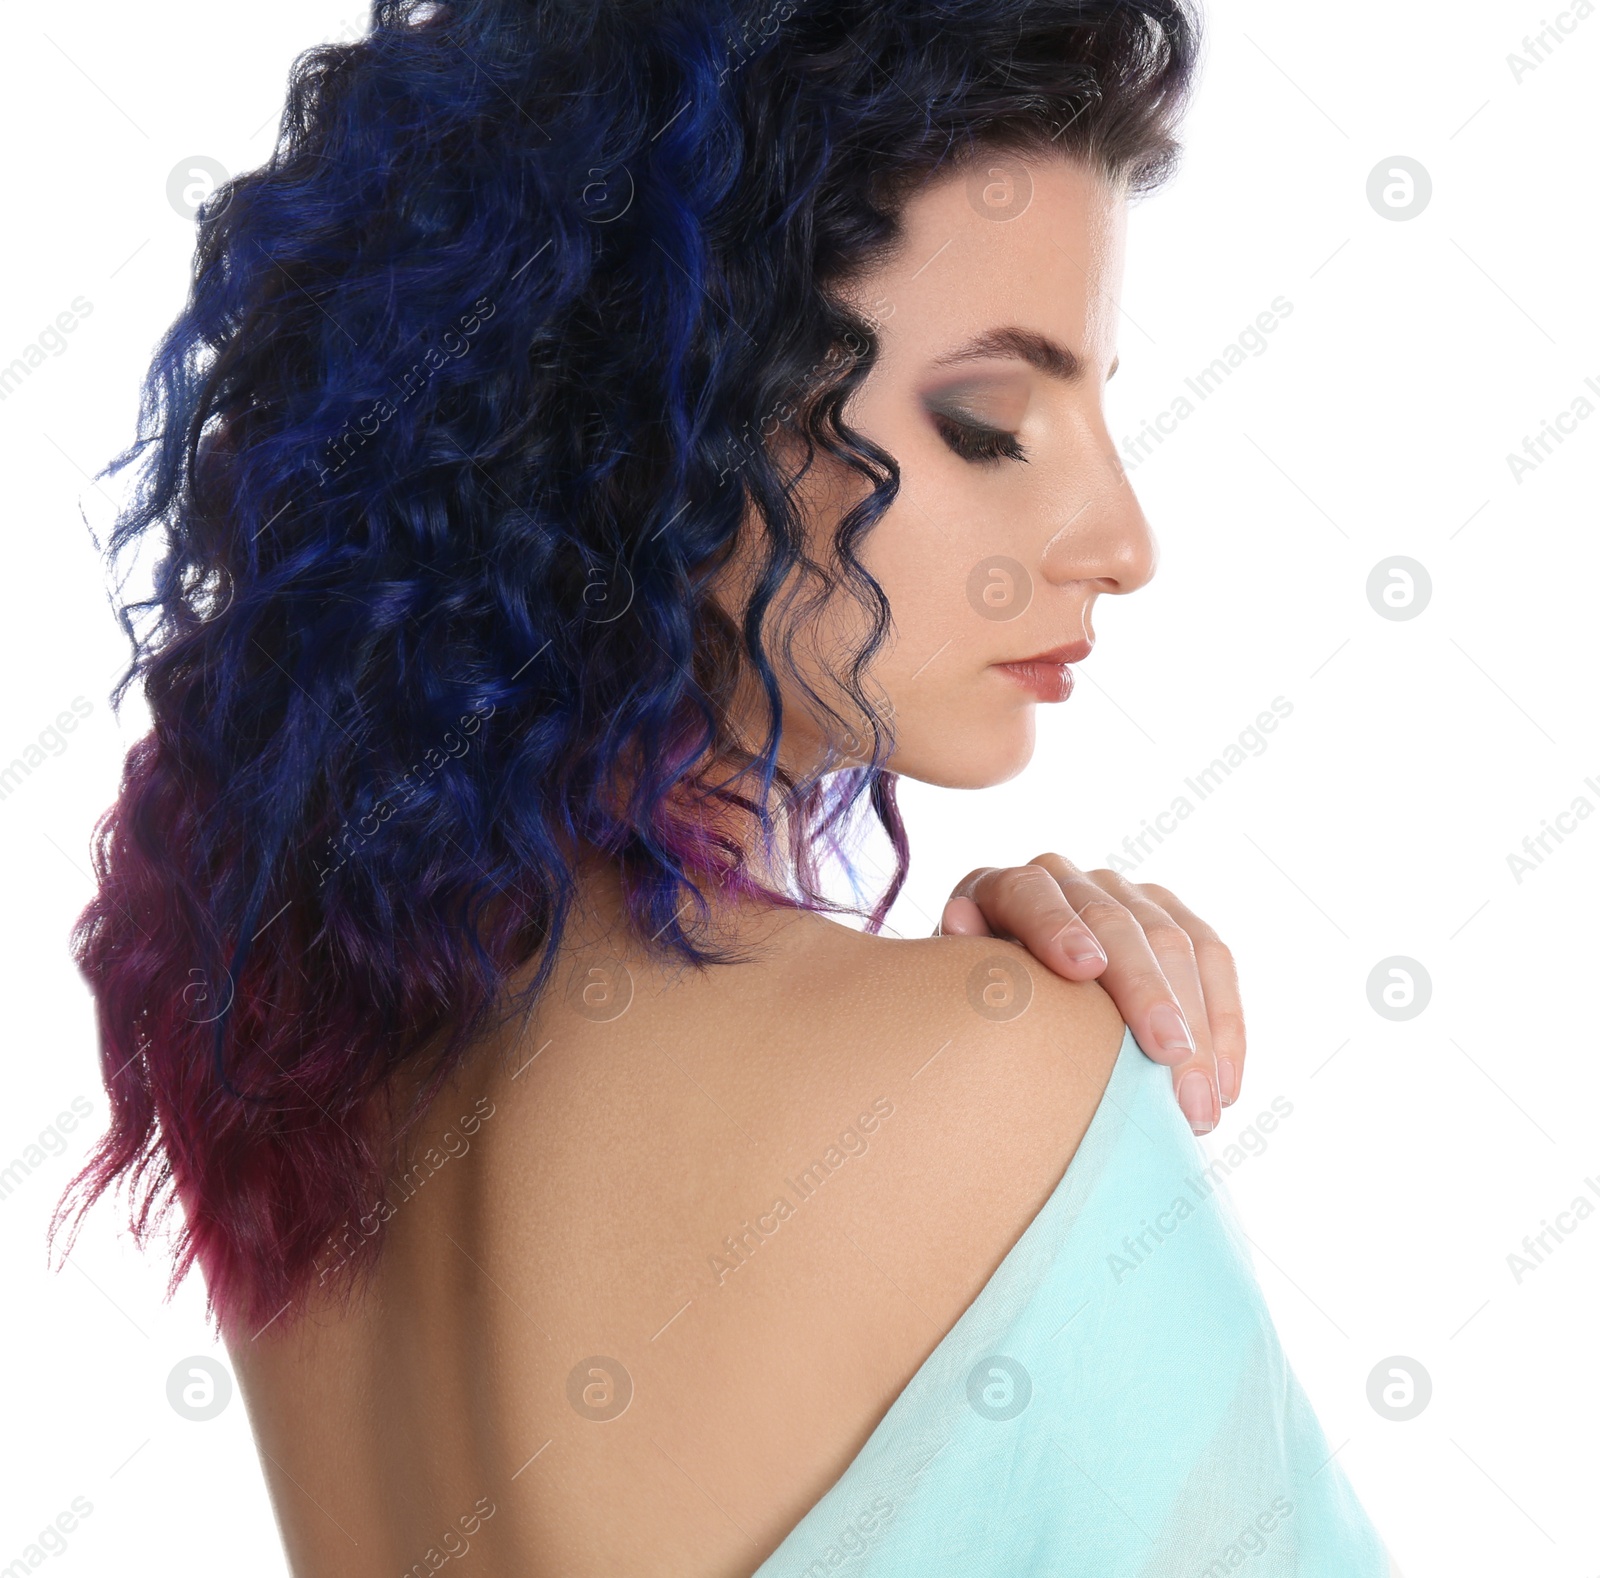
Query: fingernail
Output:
[[1149, 1002, 1194, 1056], [1059, 926, 1106, 965], [1218, 1058, 1239, 1105], [1178, 1070, 1217, 1134]]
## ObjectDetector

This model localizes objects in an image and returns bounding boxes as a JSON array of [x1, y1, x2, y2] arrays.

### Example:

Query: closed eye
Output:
[[931, 411, 1029, 466]]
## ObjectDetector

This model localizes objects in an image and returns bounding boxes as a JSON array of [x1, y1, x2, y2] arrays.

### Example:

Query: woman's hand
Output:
[[937, 855, 1242, 1137]]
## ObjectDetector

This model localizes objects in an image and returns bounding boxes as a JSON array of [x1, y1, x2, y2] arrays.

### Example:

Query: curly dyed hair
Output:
[[56, 0, 1201, 1334]]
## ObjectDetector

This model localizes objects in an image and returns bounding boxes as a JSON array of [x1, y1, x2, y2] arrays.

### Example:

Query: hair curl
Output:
[[55, 0, 1201, 1334]]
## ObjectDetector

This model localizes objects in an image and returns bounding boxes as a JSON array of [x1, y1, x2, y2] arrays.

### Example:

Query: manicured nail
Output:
[[1178, 1069, 1217, 1134], [1149, 1001, 1194, 1056], [1060, 926, 1107, 965], [1218, 1058, 1239, 1105]]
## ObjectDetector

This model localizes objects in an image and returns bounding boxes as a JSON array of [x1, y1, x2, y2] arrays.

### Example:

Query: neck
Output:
[[564, 756, 811, 946]]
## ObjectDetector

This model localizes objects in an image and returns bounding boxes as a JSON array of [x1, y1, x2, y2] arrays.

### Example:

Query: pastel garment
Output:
[[754, 1025, 1398, 1578]]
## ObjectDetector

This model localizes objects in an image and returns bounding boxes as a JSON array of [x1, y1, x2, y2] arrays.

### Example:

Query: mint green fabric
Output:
[[755, 1026, 1393, 1577]]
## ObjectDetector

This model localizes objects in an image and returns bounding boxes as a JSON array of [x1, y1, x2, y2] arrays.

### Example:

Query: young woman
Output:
[[57, 0, 1398, 1571]]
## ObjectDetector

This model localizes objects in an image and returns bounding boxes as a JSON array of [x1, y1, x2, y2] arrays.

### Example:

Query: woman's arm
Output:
[[938, 854, 1242, 1136]]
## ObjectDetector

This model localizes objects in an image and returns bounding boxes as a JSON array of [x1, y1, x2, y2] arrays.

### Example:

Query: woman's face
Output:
[[721, 148, 1157, 790]]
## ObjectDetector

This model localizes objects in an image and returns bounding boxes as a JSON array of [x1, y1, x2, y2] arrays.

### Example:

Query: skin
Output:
[[230, 149, 1286, 1576], [712, 149, 1235, 1132]]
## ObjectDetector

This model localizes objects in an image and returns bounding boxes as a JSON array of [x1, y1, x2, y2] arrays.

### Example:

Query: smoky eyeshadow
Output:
[[921, 388, 1012, 431]]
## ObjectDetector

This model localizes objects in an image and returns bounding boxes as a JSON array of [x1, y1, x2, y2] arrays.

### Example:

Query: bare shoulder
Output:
[[777, 924, 1129, 1296], [479, 914, 1132, 1275], [498, 914, 1133, 1332], [454, 911, 1132, 1349], [828, 923, 1129, 1109], [729, 916, 1132, 1164]]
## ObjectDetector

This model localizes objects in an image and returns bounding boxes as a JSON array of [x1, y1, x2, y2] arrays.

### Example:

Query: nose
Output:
[[1037, 426, 1158, 597]]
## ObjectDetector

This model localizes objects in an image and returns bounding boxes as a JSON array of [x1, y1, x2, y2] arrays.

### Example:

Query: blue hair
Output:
[[55, 0, 1200, 1333]]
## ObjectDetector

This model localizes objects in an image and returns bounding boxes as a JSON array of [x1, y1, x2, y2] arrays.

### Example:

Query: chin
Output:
[[886, 712, 1036, 789]]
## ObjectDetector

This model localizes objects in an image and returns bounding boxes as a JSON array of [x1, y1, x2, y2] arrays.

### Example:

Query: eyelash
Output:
[[931, 412, 1028, 466]]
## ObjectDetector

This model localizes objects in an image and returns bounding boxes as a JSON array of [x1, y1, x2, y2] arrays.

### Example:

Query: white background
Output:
[[1, 1, 1596, 1573]]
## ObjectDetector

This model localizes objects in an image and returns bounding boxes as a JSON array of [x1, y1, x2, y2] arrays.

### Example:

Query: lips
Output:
[[1002, 640, 1093, 667], [992, 639, 1092, 704]]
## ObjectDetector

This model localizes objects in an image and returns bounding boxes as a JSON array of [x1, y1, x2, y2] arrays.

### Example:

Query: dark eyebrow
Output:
[[928, 326, 1087, 384]]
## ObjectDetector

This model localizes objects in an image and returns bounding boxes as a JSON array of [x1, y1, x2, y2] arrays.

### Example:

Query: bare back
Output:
[[230, 896, 1126, 1576]]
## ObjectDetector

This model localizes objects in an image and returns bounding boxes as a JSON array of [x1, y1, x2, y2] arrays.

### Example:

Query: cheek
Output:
[[862, 532, 1039, 790], [863, 482, 1014, 683]]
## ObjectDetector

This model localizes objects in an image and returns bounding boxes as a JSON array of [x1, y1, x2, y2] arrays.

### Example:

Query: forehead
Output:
[[847, 151, 1127, 366]]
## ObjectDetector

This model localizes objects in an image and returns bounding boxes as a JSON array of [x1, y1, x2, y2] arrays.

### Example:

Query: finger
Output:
[[1134, 883, 1247, 1107], [944, 864, 1109, 978], [936, 893, 995, 938], [1027, 855, 1219, 1135]]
